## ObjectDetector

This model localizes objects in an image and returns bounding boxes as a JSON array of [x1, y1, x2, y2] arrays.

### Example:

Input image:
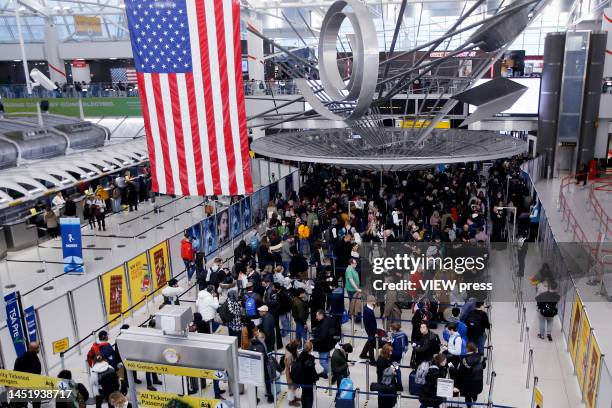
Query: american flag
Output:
[[124, 0, 252, 196], [110, 67, 137, 83]]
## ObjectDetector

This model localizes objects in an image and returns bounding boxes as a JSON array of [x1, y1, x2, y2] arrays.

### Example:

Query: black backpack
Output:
[[540, 303, 558, 318], [290, 358, 303, 384], [98, 368, 119, 397], [278, 355, 286, 372], [465, 311, 483, 338], [278, 291, 293, 315], [430, 332, 441, 355], [218, 301, 233, 323]]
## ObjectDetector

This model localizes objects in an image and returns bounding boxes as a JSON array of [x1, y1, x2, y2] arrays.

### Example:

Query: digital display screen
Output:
[[468, 78, 540, 116]]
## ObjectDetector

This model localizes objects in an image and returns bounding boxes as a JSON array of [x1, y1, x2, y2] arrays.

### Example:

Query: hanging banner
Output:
[[148, 242, 171, 290], [5, 292, 26, 357], [23, 306, 37, 343], [60, 218, 84, 274], [124, 360, 227, 380], [576, 314, 591, 392], [101, 266, 130, 326], [136, 390, 223, 408], [127, 252, 152, 309], [0, 369, 59, 389], [568, 294, 583, 365]]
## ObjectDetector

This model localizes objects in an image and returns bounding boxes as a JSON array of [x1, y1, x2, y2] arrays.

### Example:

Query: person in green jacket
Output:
[[345, 258, 362, 322], [331, 342, 353, 390]]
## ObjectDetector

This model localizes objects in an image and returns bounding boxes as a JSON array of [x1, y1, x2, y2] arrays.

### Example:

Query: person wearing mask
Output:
[[161, 278, 182, 305], [331, 343, 353, 393], [196, 285, 219, 333], [89, 355, 120, 408], [345, 258, 362, 323], [359, 295, 377, 365], [257, 305, 276, 351], [452, 342, 485, 407], [311, 309, 335, 379], [376, 343, 398, 408], [292, 288, 309, 346], [536, 280, 560, 341], [93, 194, 107, 231], [419, 354, 450, 408], [284, 339, 301, 407], [43, 206, 59, 238], [249, 331, 274, 404], [294, 341, 319, 408], [412, 323, 441, 367], [464, 302, 490, 354]]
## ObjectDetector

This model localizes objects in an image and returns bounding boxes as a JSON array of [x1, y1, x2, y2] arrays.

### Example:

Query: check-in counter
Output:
[[3, 220, 39, 251]]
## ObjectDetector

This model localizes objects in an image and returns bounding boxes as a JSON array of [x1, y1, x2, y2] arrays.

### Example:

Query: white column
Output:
[[44, 19, 67, 85], [247, 13, 265, 82]]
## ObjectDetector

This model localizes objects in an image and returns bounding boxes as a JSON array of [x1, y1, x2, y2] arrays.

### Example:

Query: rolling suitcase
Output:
[[408, 371, 424, 396]]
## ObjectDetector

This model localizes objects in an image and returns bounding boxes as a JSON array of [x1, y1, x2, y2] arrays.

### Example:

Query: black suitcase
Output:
[[408, 371, 424, 396]]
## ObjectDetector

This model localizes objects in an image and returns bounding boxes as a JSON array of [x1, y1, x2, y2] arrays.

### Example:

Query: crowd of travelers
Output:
[[12, 159, 561, 408]]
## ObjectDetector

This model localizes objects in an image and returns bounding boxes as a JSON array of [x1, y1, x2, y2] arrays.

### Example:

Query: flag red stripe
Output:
[[168, 74, 190, 195], [196, 0, 222, 194], [185, 72, 205, 196], [214, 0, 238, 194], [136, 73, 159, 192], [151, 73, 174, 195], [231, 0, 253, 193]]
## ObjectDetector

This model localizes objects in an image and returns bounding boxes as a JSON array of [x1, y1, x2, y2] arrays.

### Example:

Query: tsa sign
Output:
[[60, 218, 84, 274]]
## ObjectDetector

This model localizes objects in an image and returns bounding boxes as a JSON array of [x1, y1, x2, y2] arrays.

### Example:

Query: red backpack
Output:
[[181, 239, 194, 261], [86, 342, 106, 367]]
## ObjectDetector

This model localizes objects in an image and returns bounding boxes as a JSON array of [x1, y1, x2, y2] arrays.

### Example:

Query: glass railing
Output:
[[0, 80, 301, 99]]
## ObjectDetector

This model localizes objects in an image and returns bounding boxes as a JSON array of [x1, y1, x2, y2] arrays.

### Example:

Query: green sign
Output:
[[2, 97, 143, 117]]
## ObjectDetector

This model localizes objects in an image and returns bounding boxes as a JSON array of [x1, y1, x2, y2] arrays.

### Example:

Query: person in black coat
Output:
[[14, 342, 42, 408], [452, 342, 485, 407], [419, 354, 449, 408], [311, 310, 335, 378], [295, 342, 319, 408], [249, 333, 274, 404], [63, 198, 77, 217], [412, 323, 439, 367], [127, 181, 138, 212], [310, 268, 333, 326], [257, 305, 276, 351], [376, 343, 398, 407], [359, 296, 377, 364]]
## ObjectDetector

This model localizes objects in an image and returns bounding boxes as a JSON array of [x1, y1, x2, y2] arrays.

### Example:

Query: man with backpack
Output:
[[89, 355, 120, 408], [243, 282, 262, 323], [181, 233, 196, 283], [87, 331, 119, 371], [292, 341, 319, 408], [536, 280, 560, 341], [412, 323, 441, 367], [464, 302, 490, 354]]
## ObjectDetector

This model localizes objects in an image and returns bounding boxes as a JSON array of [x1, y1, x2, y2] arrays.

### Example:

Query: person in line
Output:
[[419, 354, 450, 408], [249, 331, 274, 404], [452, 342, 485, 407], [257, 305, 276, 352], [284, 339, 301, 407], [376, 343, 398, 408], [331, 342, 353, 394], [44, 206, 59, 238], [225, 290, 243, 338], [311, 309, 335, 379], [464, 302, 490, 354], [345, 257, 362, 323], [294, 341, 319, 408], [161, 278, 182, 306], [89, 355, 120, 408], [181, 233, 196, 283], [196, 285, 219, 333], [412, 323, 440, 367], [443, 322, 463, 366], [389, 322, 409, 389], [93, 193, 107, 231], [87, 331, 119, 370], [84, 193, 96, 229], [536, 280, 560, 341], [359, 295, 377, 365], [292, 288, 309, 347], [57, 370, 89, 408]]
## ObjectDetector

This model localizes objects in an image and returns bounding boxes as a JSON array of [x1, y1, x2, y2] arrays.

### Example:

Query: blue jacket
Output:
[[328, 287, 345, 317], [363, 305, 377, 337]]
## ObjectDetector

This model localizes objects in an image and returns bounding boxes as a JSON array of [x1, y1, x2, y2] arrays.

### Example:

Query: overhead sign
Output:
[[124, 360, 227, 380], [397, 119, 450, 129], [0, 369, 59, 389], [24, 306, 37, 343], [60, 218, 84, 274], [52, 337, 69, 354], [74, 16, 102, 36], [136, 390, 226, 408], [4, 292, 26, 357]]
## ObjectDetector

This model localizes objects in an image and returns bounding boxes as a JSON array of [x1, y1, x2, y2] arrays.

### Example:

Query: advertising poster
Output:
[[24, 306, 37, 343], [230, 202, 242, 239], [569, 294, 583, 365], [149, 242, 171, 290], [101, 266, 129, 325], [242, 196, 252, 230], [202, 215, 217, 256], [185, 223, 202, 253], [217, 209, 230, 247], [4, 292, 26, 357], [584, 336, 602, 408], [576, 314, 591, 391], [127, 252, 152, 308], [60, 217, 84, 274], [252, 190, 263, 225]]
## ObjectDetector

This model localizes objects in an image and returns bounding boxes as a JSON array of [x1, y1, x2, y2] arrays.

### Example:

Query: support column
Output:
[[594, 8, 612, 159], [44, 19, 67, 85], [247, 12, 266, 140]]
